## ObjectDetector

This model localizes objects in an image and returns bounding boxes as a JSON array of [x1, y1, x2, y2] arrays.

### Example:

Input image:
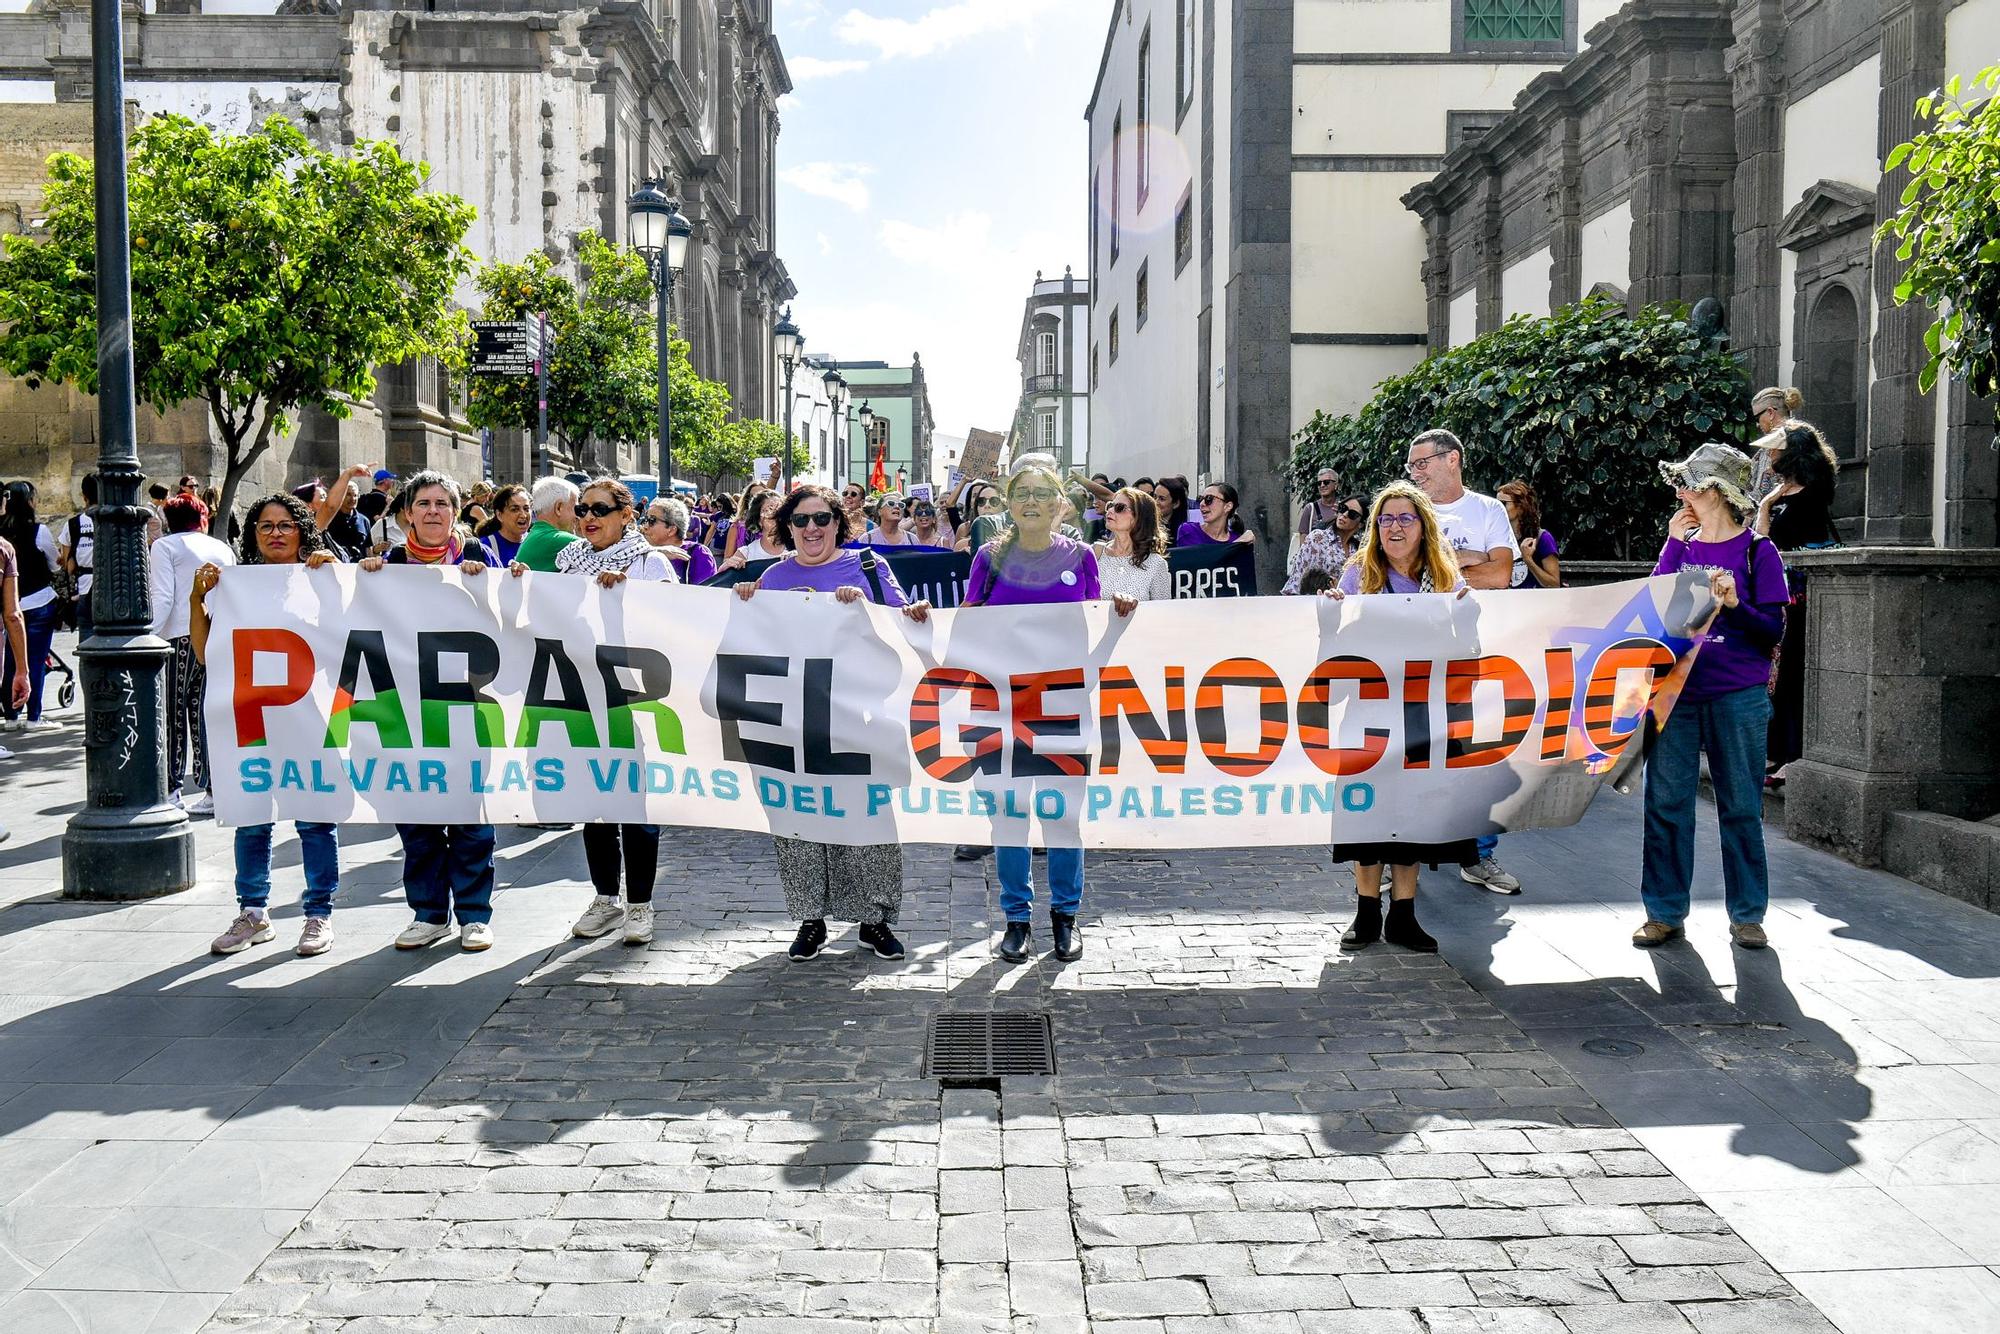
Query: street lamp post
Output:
[[62, 0, 195, 898], [822, 368, 846, 487], [857, 401, 876, 493], [626, 181, 691, 498], [773, 307, 802, 491]]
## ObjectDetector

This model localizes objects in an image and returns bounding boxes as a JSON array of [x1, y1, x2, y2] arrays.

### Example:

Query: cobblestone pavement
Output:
[[2, 662, 1998, 1332]]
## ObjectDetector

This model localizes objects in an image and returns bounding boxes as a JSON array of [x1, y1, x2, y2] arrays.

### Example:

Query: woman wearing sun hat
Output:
[[1634, 443, 1790, 953]]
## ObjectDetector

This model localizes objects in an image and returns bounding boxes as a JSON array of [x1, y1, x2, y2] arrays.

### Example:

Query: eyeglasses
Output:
[[1104, 501, 1132, 514], [789, 511, 837, 529], [1404, 451, 1449, 475], [980, 496, 1007, 510], [1198, 494, 1225, 507], [1012, 488, 1060, 503], [842, 490, 863, 500], [1377, 513, 1421, 531], [912, 507, 935, 517], [1317, 478, 1338, 488], [255, 521, 299, 536], [578, 502, 625, 519]]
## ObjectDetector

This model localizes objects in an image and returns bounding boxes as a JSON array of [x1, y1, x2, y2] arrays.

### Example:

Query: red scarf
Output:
[[403, 534, 459, 565]]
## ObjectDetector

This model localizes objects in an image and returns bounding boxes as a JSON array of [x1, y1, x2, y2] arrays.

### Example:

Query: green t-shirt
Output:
[[514, 519, 580, 572]]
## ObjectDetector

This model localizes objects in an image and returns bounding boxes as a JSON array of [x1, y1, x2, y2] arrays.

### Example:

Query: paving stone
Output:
[[1088, 1279, 1212, 1318], [1205, 1275, 1353, 1313], [1470, 1269, 1621, 1305], [1342, 1272, 1477, 1307]]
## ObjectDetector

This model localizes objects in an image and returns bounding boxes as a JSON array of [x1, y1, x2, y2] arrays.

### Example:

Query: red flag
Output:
[[869, 439, 888, 492]]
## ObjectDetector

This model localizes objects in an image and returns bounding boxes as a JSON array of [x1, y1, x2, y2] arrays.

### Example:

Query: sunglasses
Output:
[[1317, 479, 1338, 488], [640, 515, 668, 527], [1104, 501, 1132, 514], [842, 490, 863, 500], [1198, 494, 1224, 507], [1377, 513, 1421, 530], [789, 511, 837, 529], [1341, 507, 1364, 521], [980, 496, 1007, 510], [578, 502, 625, 519], [912, 507, 936, 517]]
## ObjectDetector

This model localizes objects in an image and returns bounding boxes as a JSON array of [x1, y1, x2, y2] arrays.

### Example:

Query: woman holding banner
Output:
[[1092, 486, 1170, 604], [359, 472, 500, 953], [964, 465, 1106, 964], [1323, 481, 1472, 954], [642, 497, 717, 584], [1177, 482, 1257, 549], [562, 480, 677, 946], [735, 484, 932, 964], [191, 491, 345, 958]]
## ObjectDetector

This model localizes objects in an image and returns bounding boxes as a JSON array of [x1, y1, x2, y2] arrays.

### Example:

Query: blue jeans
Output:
[[1475, 833, 1498, 861], [997, 846, 1083, 921], [236, 822, 339, 916], [1642, 685, 1771, 926], [396, 823, 496, 925], [3, 600, 59, 722]]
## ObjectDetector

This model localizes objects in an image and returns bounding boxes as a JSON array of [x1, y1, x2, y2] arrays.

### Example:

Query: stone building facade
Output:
[[1008, 269, 1090, 475], [1402, 0, 2000, 907], [0, 0, 792, 502]]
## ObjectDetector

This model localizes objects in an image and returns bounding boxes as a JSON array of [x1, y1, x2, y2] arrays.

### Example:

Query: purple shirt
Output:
[[965, 534, 1101, 606], [756, 548, 908, 606], [1511, 530, 1560, 588], [1174, 520, 1236, 547], [667, 542, 717, 585], [1336, 562, 1468, 596], [1654, 530, 1788, 701]]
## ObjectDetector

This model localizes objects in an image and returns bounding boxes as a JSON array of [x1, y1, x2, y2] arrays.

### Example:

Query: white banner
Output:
[[205, 567, 1710, 849]]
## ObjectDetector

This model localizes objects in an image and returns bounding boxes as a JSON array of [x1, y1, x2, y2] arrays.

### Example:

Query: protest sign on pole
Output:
[[207, 568, 1709, 849]]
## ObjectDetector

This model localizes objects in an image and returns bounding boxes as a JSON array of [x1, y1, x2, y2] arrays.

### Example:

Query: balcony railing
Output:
[[1025, 373, 1064, 396]]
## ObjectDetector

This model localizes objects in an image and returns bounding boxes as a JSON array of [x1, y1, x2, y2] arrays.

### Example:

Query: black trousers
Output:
[[583, 823, 660, 904]]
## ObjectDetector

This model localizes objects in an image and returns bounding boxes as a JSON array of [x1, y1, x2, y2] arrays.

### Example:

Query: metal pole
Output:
[[781, 356, 795, 491], [62, 0, 194, 900], [534, 312, 549, 479], [657, 263, 673, 497]]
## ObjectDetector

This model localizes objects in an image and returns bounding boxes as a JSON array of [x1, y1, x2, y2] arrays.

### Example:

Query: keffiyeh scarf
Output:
[[555, 527, 654, 576]]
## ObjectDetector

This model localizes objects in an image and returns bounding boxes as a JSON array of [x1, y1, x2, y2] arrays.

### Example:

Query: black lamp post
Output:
[[857, 400, 876, 492], [773, 307, 802, 490], [626, 180, 691, 497], [821, 367, 846, 485], [63, 0, 195, 899]]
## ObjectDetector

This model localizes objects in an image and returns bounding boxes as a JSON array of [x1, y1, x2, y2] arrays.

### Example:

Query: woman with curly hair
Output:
[[190, 490, 343, 958], [735, 484, 932, 964], [1323, 480, 1471, 954]]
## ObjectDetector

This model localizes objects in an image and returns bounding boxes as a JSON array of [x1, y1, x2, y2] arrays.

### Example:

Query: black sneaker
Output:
[[788, 919, 828, 961], [858, 922, 905, 960], [953, 844, 990, 862]]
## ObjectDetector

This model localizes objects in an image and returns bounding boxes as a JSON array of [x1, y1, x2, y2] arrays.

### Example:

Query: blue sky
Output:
[[773, 0, 1107, 436]]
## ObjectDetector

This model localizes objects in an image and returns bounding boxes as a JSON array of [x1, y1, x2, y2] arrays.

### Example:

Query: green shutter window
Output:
[[1464, 0, 1566, 44]]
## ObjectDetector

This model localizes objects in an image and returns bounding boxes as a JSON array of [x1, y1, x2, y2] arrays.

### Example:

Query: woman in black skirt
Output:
[[1322, 482, 1475, 952]]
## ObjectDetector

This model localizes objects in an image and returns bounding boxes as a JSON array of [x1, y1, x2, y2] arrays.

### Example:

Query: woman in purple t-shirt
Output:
[[1324, 482, 1469, 954], [1636, 443, 1789, 953], [964, 466, 1102, 964], [736, 485, 931, 966]]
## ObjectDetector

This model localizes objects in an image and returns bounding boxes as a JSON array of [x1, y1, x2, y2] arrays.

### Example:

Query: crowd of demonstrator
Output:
[[9, 385, 1827, 966]]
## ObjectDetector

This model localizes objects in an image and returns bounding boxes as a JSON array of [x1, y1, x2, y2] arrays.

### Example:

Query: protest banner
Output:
[[1167, 543, 1257, 598], [206, 567, 1709, 849]]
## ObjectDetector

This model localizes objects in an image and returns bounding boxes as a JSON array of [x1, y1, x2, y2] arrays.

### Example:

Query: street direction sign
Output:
[[469, 318, 547, 377]]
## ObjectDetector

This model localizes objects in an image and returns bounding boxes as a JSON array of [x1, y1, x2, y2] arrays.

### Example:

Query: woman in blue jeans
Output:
[[190, 491, 346, 957], [1637, 444, 1790, 951]]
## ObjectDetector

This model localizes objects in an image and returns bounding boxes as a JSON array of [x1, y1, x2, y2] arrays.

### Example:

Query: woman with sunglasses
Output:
[[956, 479, 1011, 552], [191, 492, 345, 958], [719, 490, 786, 572], [964, 465, 1103, 963], [1093, 486, 1170, 604], [864, 492, 922, 546], [1322, 481, 1470, 954], [908, 496, 955, 547], [735, 484, 931, 963], [642, 496, 717, 584], [559, 479, 677, 945], [1283, 494, 1366, 595], [1176, 481, 1256, 548]]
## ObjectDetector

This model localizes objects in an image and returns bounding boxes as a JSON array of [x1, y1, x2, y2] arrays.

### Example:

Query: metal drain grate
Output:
[[924, 1011, 1056, 1078]]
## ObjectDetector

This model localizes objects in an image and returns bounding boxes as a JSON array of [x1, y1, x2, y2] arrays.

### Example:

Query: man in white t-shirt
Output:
[[1405, 428, 1524, 896]]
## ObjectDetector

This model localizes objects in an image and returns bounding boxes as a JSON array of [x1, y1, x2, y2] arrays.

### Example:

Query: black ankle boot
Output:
[[1340, 895, 1381, 952], [1050, 912, 1083, 961], [788, 919, 828, 961], [997, 920, 1032, 963], [1384, 898, 1437, 953]]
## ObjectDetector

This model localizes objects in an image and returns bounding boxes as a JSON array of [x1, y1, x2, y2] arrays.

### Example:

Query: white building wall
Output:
[[1293, 64, 1556, 156], [1778, 55, 1881, 385], [785, 360, 842, 487], [1448, 290, 1478, 349], [1500, 246, 1553, 321], [1947, 0, 2000, 81], [124, 81, 341, 140], [1578, 199, 1632, 294]]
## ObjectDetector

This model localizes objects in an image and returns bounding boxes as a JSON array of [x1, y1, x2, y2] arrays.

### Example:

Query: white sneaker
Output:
[[22, 718, 61, 733], [0, 746, 13, 760], [460, 921, 494, 952], [571, 896, 625, 939], [394, 919, 453, 950], [622, 904, 654, 945], [180, 792, 215, 817], [1460, 856, 1523, 895], [0, 718, 22, 732]]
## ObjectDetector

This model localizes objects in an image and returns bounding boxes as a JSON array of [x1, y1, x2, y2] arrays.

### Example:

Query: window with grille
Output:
[[1109, 311, 1120, 365], [1176, 0, 1196, 118], [1038, 411, 1056, 454], [1137, 26, 1152, 209], [1091, 343, 1100, 390], [1136, 261, 1150, 331], [1174, 187, 1193, 276], [1036, 330, 1057, 378], [1461, 0, 1566, 46]]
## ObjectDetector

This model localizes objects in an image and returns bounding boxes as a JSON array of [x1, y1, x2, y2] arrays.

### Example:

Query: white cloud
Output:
[[788, 55, 870, 81], [817, 231, 836, 257], [778, 161, 875, 213], [835, 0, 1066, 61]]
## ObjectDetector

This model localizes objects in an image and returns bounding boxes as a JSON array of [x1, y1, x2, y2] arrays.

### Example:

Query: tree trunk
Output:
[[212, 409, 278, 541]]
